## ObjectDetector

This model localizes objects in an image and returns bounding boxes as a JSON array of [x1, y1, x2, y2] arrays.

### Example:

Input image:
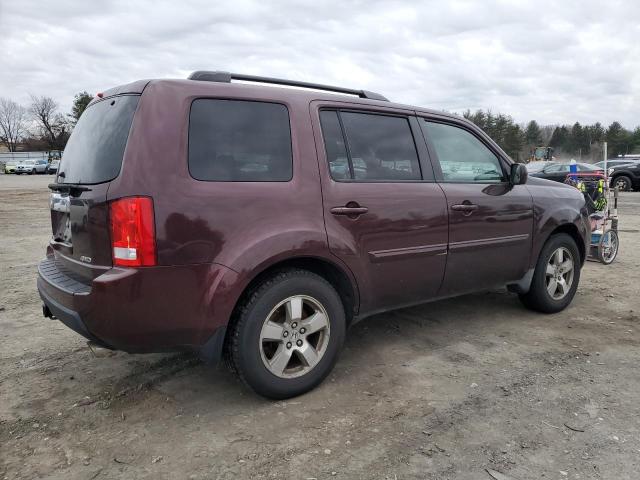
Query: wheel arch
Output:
[[227, 255, 360, 332], [545, 223, 586, 266]]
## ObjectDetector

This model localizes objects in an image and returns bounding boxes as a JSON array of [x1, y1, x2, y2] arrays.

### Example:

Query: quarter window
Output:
[[320, 110, 422, 181], [188, 99, 292, 182], [422, 120, 505, 183], [319, 111, 350, 180]]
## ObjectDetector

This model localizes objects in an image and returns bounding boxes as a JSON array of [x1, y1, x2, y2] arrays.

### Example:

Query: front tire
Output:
[[613, 175, 632, 192], [519, 233, 581, 313], [227, 269, 346, 399]]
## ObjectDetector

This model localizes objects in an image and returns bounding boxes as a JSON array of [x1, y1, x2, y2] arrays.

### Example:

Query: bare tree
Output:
[[0, 98, 27, 152], [29, 95, 70, 150]]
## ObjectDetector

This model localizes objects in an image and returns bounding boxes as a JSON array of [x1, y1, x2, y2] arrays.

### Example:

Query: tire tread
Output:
[[226, 268, 337, 394]]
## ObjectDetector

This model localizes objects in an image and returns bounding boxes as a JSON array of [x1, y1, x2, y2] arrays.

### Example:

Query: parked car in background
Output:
[[16, 160, 36, 174], [528, 162, 603, 183], [16, 159, 48, 174], [608, 161, 640, 191], [47, 160, 60, 174], [4, 161, 18, 174], [39, 72, 590, 398], [594, 159, 639, 170], [526, 161, 555, 173]]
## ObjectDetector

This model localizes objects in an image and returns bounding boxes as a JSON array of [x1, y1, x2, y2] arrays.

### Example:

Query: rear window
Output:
[[59, 95, 139, 184], [188, 99, 292, 182]]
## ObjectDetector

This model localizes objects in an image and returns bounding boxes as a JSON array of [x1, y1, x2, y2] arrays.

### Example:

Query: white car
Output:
[[16, 159, 48, 174]]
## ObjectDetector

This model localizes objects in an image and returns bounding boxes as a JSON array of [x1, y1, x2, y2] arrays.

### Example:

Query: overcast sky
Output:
[[1, 0, 639, 128]]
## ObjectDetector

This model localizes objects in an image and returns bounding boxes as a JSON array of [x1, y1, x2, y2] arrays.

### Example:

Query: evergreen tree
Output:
[[70, 91, 93, 123], [525, 120, 542, 145]]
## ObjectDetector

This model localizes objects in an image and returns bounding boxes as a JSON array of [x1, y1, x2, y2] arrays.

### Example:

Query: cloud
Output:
[[1, 0, 638, 127]]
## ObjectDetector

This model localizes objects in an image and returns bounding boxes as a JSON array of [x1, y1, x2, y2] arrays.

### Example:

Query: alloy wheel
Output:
[[545, 247, 575, 300], [615, 177, 630, 191], [259, 295, 330, 379]]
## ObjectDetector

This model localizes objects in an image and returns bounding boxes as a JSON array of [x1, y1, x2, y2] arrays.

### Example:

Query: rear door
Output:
[[312, 104, 448, 314], [419, 118, 533, 296], [49, 94, 140, 282]]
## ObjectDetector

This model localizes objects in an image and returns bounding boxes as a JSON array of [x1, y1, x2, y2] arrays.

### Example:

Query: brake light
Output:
[[109, 197, 156, 267]]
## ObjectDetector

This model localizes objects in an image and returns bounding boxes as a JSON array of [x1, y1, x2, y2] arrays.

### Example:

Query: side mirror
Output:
[[510, 163, 528, 185]]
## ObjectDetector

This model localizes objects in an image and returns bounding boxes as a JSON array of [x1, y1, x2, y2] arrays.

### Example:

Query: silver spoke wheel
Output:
[[259, 295, 330, 379], [545, 247, 575, 300]]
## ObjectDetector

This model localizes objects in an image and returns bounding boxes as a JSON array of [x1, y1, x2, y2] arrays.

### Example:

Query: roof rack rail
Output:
[[187, 71, 388, 101]]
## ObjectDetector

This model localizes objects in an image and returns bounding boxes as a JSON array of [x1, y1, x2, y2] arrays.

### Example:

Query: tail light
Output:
[[109, 197, 156, 267]]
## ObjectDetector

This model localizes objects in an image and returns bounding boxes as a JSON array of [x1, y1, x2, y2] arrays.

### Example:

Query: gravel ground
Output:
[[1, 173, 639, 480]]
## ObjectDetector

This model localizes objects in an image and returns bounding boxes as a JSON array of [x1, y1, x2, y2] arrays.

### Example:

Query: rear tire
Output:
[[519, 233, 581, 313], [227, 269, 346, 399]]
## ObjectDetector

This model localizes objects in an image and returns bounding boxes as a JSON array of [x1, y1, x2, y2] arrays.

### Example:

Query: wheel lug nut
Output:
[[300, 327, 306, 334], [291, 322, 298, 329], [283, 331, 289, 337], [296, 339, 303, 347], [286, 342, 292, 349]]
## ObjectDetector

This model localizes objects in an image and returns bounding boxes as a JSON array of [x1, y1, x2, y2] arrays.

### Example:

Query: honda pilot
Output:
[[38, 72, 590, 398]]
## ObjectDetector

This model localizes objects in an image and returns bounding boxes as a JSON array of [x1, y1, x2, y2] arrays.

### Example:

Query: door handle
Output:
[[451, 203, 478, 214], [330, 205, 368, 216]]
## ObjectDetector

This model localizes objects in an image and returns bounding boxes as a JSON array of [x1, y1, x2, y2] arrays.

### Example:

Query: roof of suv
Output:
[[94, 72, 462, 123]]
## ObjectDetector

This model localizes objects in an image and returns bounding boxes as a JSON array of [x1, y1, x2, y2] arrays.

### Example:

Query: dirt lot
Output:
[[1, 173, 639, 480]]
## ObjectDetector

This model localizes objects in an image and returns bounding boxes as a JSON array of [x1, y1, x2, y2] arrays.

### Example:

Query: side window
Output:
[[188, 99, 292, 182], [422, 120, 506, 183], [546, 164, 569, 173], [319, 111, 350, 180], [319, 110, 422, 181]]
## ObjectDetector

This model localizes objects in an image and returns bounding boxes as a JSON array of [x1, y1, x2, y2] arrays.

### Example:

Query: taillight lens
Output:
[[109, 197, 156, 267]]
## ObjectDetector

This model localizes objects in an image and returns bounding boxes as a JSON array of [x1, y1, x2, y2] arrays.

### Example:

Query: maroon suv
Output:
[[38, 72, 590, 398]]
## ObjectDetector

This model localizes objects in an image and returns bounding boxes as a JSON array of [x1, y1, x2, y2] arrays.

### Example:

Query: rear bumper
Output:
[[37, 255, 239, 362], [39, 284, 112, 348]]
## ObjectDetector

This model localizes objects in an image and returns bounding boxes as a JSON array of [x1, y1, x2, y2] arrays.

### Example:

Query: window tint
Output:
[[319, 110, 351, 180], [340, 112, 421, 181], [422, 121, 505, 183], [60, 95, 139, 184], [189, 100, 292, 182], [320, 111, 421, 181]]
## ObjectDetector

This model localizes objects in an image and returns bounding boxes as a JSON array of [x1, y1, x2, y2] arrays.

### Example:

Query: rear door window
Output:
[[189, 99, 292, 182], [59, 95, 139, 184], [320, 110, 421, 181]]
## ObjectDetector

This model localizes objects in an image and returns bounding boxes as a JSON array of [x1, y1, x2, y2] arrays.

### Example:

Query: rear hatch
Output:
[[48, 94, 140, 285]]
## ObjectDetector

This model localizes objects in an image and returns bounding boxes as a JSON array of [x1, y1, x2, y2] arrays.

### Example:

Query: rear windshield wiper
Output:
[[48, 183, 92, 193]]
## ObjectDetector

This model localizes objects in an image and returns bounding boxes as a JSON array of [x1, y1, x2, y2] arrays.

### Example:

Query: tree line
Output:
[[0, 92, 93, 152], [462, 109, 640, 162]]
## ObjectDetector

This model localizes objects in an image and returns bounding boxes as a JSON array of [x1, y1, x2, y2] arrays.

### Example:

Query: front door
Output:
[[312, 105, 449, 314], [419, 119, 534, 296]]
